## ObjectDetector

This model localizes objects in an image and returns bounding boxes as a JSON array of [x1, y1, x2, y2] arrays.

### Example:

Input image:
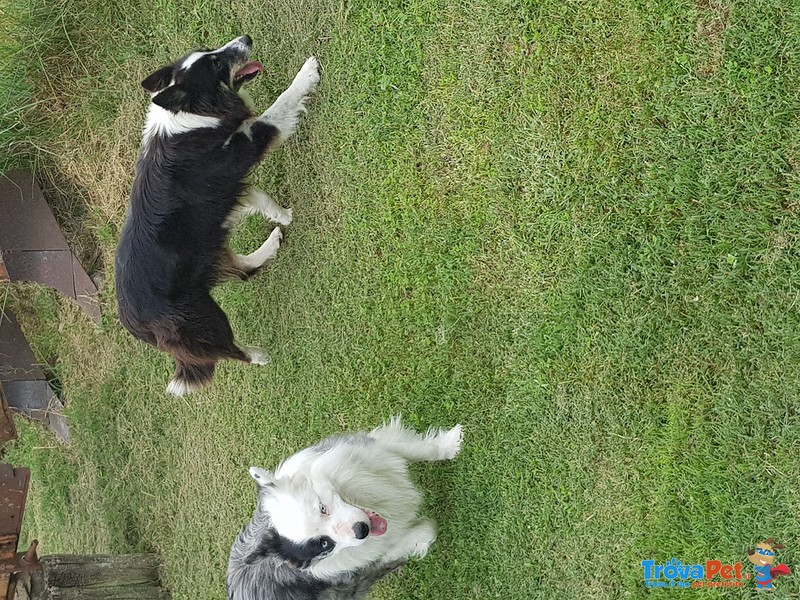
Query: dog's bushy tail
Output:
[[167, 360, 215, 396]]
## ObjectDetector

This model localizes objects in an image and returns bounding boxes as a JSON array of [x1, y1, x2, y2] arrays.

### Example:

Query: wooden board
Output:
[[0, 171, 99, 322], [37, 555, 170, 600], [0, 387, 17, 447], [0, 309, 70, 443]]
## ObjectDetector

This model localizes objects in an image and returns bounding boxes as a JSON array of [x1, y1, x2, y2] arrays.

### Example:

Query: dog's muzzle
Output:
[[220, 35, 252, 53], [224, 35, 262, 89]]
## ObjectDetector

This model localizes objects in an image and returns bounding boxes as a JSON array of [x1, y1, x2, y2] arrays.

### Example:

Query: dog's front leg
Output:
[[385, 519, 437, 563], [223, 57, 319, 160], [257, 56, 320, 147]]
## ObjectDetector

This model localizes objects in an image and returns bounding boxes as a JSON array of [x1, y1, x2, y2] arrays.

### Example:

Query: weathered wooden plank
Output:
[[0, 171, 70, 252], [0, 313, 45, 383], [31, 555, 171, 600], [41, 555, 162, 589], [0, 312, 71, 442], [0, 386, 16, 447], [0, 171, 99, 322], [46, 587, 167, 600]]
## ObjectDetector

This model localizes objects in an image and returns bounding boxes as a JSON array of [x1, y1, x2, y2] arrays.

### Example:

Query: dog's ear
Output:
[[151, 85, 188, 112], [141, 66, 174, 93], [249, 466, 276, 490]]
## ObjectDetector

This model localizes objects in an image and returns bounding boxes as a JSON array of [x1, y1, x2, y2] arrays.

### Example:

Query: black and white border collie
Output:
[[115, 36, 320, 396], [227, 417, 463, 600]]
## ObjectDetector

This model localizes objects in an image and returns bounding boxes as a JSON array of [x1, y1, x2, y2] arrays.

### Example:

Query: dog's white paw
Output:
[[266, 226, 283, 245], [409, 521, 436, 558], [166, 378, 192, 397], [245, 347, 270, 366], [437, 424, 463, 460], [295, 56, 320, 93], [274, 207, 292, 227], [412, 540, 432, 559]]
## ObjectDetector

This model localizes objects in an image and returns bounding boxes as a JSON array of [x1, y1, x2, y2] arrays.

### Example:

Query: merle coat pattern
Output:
[[227, 418, 463, 600]]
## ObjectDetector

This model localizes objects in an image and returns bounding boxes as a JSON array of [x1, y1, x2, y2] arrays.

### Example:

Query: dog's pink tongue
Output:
[[367, 511, 388, 536], [235, 61, 263, 78]]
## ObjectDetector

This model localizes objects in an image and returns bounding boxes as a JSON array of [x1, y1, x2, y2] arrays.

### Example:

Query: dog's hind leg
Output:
[[239, 187, 292, 226], [238, 345, 270, 365], [258, 57, 320, 147], [164, 297, 269, 395], [218, 227, 283, 282], [167, 360, 216, 397], [371, 417, 463, 463]]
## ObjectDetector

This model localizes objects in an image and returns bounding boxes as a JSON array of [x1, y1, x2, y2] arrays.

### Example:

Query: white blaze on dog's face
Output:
[[249, 467, 388, 567]]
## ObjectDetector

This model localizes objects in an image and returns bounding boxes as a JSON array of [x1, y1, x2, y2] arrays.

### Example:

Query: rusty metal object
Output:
[[0, 542, 39, 575], [0, 466, 29, 542], [0, 553, 39, 575], [0, 465, 36, 600], [0, 533, 14, 599], [20, 542, 37, 566], [0, 171, 99, 323], [0, 311, 69, 443]]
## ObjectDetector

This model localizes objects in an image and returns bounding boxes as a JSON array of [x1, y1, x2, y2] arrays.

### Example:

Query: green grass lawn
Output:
[[2, 0, 800, 598]]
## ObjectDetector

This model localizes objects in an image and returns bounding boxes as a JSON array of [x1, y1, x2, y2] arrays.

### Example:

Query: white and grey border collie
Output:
[[227, 417, 463, 600], [115, 36, 320, 396]]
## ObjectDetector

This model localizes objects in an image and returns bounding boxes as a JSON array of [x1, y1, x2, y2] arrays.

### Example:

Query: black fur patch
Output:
[[141, 65, 174, 92], [246, 532, 336, 569], [228, 504, 406, 599], [145, 48, 251, 122], [115, 37, 282, 392]]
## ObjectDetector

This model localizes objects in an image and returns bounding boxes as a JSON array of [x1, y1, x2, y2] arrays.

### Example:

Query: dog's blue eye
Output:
[[319, 503, 328, 515], [321, 540, 328, 548]]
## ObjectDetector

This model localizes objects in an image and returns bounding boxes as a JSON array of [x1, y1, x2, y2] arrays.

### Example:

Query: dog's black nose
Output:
[[353, 522, 369, 540], [241, 35, 253, 46]]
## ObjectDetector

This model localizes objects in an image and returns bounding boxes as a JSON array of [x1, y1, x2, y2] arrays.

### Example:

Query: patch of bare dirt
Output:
[[695, 0, 729, 76]]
